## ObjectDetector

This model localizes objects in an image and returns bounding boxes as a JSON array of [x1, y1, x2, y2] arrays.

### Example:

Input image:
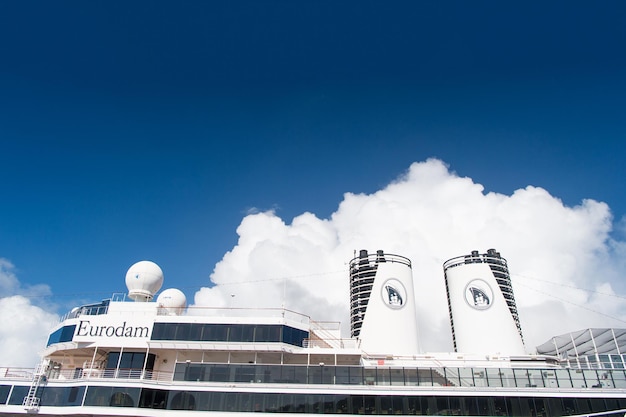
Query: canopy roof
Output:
[[536, 328, 626, 357]]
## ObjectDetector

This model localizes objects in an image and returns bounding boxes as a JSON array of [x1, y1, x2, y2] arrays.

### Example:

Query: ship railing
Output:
[[349, 252, 412, 269], [443, 254, 508, 270], [59, 300, 111, 321], [182, 306, 311, 324], [42, 367, 174, 382], [308, 321, 350, 349], [168, 361, 626, 390], [0, 367, 35, 380], [6, 363, 626, 390], [304, 338, 360, 349], [310, 320, 341, 331]]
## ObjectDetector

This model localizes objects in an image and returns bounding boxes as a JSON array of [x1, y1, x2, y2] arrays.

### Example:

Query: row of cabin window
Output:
[[150, 323, 308, 346], [2, 384, 624, 416]]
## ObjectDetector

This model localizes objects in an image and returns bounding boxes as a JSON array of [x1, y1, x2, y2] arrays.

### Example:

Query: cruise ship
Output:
[[1, 249, 625, 417]]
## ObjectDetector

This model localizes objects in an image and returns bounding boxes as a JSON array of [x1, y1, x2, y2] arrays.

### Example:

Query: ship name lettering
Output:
[[76, 320, 149, 338]]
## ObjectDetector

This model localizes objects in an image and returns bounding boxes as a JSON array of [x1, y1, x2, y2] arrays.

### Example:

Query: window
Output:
[[105, 352, 155, 374], [40, 387, 74, 406], [109, 389, 139, 407], [8, 386, 29, 405], [139, 388, 168, 409], [0, 385, 11, 404], [46, 325, 76, 346], [170, 391, 196, 410]]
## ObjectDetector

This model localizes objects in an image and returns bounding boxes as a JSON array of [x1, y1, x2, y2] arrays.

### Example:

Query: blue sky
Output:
[[1, 1, 626, 362]]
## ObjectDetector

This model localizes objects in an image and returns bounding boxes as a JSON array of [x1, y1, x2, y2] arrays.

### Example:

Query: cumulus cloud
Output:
[[0, 259, 59, 367], [194, 159, 626, 352]]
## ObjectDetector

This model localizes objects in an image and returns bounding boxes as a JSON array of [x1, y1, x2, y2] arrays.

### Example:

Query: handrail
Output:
[[443, 254, 508, 270], [349, 252, 412, 269], [4, 362, 626, 391], [0, 367, 173, 382], [0, 367, 35, 380]]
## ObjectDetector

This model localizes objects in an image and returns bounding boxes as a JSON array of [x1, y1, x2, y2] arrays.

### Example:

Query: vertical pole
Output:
[[142, 346, 150, 379], [588, 329, 599, 368], [88, 346, 98, 378], [115, 347, 124, 378]]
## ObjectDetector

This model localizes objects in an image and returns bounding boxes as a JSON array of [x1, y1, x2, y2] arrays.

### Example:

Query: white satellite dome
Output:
[[156, 288, 187, 316], [125, 261, 164, 302]]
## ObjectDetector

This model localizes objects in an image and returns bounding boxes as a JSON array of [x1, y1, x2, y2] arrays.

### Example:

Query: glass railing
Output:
[[5, 363, 626, 391], [171, 363, 626, 390], [60, 300, 111, 321]]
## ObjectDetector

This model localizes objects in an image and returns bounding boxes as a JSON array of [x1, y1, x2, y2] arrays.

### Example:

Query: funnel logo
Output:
[[464, 279, 493, 310], [381, 279, 407, 310]]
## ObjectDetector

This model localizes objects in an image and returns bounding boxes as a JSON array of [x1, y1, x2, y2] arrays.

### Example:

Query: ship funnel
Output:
[[349, 250, 419, 356], [443, 249, 525, 355]]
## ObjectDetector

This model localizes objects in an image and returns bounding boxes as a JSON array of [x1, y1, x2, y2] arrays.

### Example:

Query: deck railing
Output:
[[3, 363, 626, 391]]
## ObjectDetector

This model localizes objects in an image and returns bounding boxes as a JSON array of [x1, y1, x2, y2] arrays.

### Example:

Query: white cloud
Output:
[[0, 259, 59, 367], [0, 296, 59, 367], [193, 159, 626, 352], [0, 258, 20, 294]]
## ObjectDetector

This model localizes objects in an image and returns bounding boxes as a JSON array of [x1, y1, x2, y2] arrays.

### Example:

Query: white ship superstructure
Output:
[[0, 252, 625, 417]]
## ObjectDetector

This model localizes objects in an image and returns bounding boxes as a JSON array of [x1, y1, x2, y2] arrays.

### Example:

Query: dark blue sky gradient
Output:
[[0, 1, 625, 306]]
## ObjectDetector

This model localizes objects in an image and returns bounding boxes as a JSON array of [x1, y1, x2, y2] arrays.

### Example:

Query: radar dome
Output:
[[156, 288, 187, 316], [125, 261, 164, 302]]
